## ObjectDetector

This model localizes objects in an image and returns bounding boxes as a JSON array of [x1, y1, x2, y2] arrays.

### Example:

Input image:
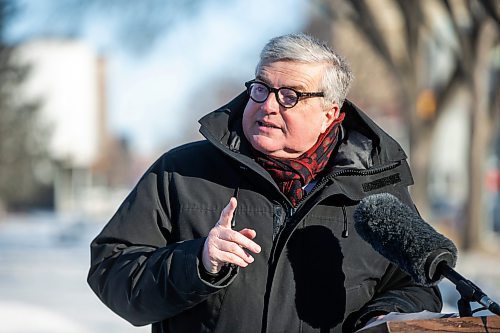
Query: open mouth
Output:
[[257, 120, 279, 129]]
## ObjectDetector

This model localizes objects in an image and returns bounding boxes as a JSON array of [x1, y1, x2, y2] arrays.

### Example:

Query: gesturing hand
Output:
[[202, 197, 261, 274]]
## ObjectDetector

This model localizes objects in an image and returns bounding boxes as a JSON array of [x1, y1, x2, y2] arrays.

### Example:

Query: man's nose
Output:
[[260, 92, 280, 114]]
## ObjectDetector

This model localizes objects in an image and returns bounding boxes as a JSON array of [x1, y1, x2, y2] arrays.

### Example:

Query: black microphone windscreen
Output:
[[354, 193, 458, 286]]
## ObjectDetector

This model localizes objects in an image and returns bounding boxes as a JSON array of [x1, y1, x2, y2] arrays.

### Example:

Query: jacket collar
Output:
[[198, 92, 277, 186], [198, 92, 408, 171]]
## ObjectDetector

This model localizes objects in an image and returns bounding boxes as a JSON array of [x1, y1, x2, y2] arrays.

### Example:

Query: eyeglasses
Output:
[[244, 80, 324, 109]]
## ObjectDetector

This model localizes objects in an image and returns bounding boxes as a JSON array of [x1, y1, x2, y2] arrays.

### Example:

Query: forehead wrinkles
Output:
[[257, 63, 321, 90]]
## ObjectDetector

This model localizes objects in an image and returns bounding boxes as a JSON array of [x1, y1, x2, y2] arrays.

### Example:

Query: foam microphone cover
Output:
[[354, 193, 458, 286]]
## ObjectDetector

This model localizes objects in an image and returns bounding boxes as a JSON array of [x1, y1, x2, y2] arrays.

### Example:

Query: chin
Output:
[[252, 144, 276, 156], [250, 137, 278, 154], [257, 146, 299, 159]]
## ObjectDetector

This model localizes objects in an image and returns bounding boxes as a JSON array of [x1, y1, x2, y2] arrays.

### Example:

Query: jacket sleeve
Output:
[[350, 264, 442, 329], [87, 158, 236, 326], [348, 187, 443, 330]]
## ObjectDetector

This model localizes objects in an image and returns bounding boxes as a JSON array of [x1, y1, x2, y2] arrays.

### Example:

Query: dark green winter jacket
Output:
[[88, 92, 442, 332]]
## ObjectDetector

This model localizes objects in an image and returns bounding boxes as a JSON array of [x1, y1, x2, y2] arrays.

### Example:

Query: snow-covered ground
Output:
[[0, 215, 149, 333]]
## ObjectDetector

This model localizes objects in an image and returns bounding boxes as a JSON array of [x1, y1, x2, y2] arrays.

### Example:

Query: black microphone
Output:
[[353, 193, 500, 316]]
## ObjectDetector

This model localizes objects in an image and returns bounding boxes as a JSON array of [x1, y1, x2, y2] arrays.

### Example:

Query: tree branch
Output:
[[441, 0, 474, 80], [346, 0, 408, 89], [479, 0, 500, 26], [434, 63, 464, 114], [393, 0, 424, 71]]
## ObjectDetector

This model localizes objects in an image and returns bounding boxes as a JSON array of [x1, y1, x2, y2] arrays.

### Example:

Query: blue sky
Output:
[[7, 0, 309, 155]]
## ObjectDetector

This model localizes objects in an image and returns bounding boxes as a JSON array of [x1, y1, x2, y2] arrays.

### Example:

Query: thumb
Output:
[[218, 197, 237, 228]]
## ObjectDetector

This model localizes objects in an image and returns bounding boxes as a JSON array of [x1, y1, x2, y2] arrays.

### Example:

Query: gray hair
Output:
[[256, 33, 353, 108]]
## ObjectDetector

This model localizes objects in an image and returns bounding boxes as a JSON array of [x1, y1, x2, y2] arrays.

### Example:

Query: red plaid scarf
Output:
[[255, 113, 345, 207]]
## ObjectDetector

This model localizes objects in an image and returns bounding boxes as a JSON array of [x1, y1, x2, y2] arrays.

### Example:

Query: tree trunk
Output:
[[409, 117, 434, 220], [462, 21, 497, 251]]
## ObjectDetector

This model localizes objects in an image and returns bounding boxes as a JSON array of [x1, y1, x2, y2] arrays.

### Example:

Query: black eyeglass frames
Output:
[[244, 80, 324, 108]]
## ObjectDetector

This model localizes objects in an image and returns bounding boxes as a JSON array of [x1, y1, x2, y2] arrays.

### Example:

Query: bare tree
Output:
[[0, 1, 50, 211], [18, 0, 205, 56], [311, 0, 499, 250]]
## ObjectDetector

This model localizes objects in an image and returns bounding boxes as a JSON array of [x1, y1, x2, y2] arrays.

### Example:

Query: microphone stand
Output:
[[438, 262, 500, 317]]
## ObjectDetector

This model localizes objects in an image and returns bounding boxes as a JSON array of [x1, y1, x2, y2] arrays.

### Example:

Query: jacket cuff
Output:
[[194, 237, 238, 288], [353, 310, 390, 331], [198, 261, 238, 286], [171, 238, 235, 296]]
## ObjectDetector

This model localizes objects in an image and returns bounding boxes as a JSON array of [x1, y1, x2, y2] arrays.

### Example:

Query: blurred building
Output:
[[15, 39, 100, 168], [13, 38, 130, 219]]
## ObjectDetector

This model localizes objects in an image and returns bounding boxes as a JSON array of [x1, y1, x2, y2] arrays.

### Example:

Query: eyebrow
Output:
[[255, 74, 307, 91]]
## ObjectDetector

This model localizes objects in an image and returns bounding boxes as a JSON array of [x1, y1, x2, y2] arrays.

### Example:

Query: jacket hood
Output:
[[199, 91, 408, 172]]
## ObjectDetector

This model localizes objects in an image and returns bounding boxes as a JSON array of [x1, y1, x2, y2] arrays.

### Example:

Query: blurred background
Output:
[[0, 0, 498, 332]]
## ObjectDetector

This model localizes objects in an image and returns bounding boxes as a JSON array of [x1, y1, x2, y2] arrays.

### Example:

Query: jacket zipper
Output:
[[294, 161, 402, 208], [263, 160, 403, 332], [269, 161, 402, 265]]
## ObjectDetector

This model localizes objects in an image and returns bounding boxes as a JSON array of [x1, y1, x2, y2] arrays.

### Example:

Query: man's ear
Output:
[[321, 103, 341, 133]]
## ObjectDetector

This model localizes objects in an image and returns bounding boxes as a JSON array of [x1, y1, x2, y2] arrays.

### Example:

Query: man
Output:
[[88, 33, 442, 332]]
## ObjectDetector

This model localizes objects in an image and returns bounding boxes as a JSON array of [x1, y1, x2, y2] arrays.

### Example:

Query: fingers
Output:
[[239, 228, 256, 240], [204, 235, 256, 271], [226, 229, 261, 253], [215, 239, 255, 265], [219, 228, 261, 254], [202, 198, 262, 273], [217, 197, 237, 229], [215, 197, 260, 253]]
